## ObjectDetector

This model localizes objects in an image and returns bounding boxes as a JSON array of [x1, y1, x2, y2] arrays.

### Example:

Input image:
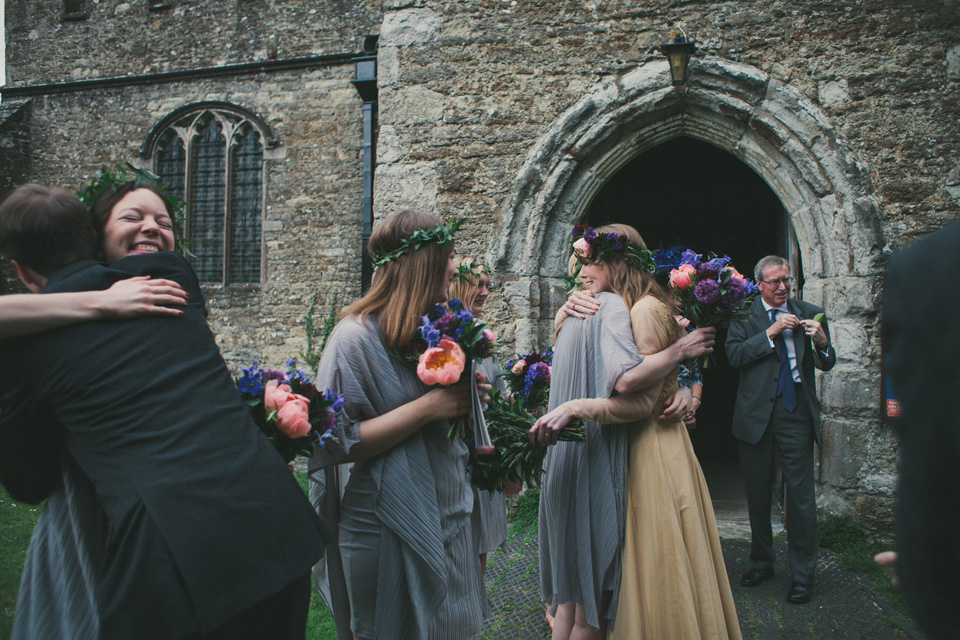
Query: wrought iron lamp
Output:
[[661, 29, 697, 85]]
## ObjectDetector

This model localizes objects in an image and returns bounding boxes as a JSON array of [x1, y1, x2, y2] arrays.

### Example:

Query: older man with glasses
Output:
[[725, 255, 836, 605]]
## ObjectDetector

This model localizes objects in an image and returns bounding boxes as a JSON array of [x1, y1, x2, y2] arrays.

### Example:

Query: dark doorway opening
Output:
[[585, 136, 788, 469]]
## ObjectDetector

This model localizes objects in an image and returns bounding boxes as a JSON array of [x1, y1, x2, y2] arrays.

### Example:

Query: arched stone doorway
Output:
[[584, 136, 785, 468], [491, 56, 886, 519]]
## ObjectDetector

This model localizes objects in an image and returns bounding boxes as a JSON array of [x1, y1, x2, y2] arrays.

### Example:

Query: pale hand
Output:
[[799, 319, 828, 349], [676, 327, 716, 360], [100, 276, 188, 318], [529, 405, 573, 447], [561, 290, 601, 319]]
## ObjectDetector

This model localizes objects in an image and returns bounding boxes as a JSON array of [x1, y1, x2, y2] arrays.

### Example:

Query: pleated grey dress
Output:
[[309, 315, 489, 640], [13, 451, 102, 640], [539, 292, 644, 630], [472, 357, 508, 556]]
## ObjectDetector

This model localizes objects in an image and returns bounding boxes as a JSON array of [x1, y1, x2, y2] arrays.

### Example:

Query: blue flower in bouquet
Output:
[[704, 255, 732, 272], [237, 362, 265, 396], [234, 360, 347, 463], [501, 349, 553, 410], [681, 249, 702, 265]]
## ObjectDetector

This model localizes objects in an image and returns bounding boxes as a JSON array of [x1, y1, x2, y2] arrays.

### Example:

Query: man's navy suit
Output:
[[0, 252, 328, 639], [726, 296, 836, 584]]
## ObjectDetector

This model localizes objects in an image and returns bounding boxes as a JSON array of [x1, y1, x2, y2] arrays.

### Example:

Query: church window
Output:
[[147, 106, 266, 285]]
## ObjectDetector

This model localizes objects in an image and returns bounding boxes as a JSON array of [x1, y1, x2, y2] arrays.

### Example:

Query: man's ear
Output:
[[11, 260, 47, 293]]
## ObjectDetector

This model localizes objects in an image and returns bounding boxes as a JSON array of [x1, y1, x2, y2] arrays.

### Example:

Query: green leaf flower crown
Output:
[[77, 163, 194, 256], [454, 259, 492, 285], [370, 218, 464, 268]]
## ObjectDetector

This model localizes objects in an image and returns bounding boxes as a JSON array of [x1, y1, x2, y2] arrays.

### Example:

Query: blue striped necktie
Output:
[[770, 308, 797, 412]]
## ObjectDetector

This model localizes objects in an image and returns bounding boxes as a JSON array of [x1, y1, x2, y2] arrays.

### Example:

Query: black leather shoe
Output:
[[787, 582, 811, 604], [740, 566, 774, 587]]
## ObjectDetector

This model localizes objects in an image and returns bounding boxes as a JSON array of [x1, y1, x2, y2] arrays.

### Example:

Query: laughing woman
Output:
[[309, 210, 490, 640]]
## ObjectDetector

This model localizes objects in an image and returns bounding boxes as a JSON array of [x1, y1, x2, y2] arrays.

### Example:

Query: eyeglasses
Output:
[[759, 277, 795, 288]]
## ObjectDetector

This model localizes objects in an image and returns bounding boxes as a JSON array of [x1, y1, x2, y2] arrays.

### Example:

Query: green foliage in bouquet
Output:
[[472, 390, 585, 493]]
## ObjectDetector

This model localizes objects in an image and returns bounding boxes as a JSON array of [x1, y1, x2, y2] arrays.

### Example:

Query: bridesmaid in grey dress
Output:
[[449, 256, 508, 575], [310, 210, 491, 640], [536, 291, 644, 637]]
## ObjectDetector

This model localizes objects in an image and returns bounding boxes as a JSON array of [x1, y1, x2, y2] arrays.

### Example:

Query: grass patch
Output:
[[0, 475, 338, 640], [818, 514, 914, 630], [507, 487, 539, 533], [0, 488, 42, 640]]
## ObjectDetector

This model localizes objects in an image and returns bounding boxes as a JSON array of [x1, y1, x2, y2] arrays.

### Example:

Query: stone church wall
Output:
[[4, 0, 960, 532]]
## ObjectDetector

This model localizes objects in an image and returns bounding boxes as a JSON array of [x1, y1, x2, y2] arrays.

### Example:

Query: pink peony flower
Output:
[[573, 238, 592, 259], [511, 359, 528, 376], [417, 338, 467, 386], [264, 379, 294, 411], [275, 395, 312, 438], [669, 263, 696, 290]]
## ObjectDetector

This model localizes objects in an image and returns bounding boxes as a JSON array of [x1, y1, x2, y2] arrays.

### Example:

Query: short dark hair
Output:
[[0, 184, 98, 276], [89, 180, 176, 259]]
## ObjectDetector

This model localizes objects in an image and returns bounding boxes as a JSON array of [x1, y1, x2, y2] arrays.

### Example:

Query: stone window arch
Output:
[[142, 102, 278, 285]]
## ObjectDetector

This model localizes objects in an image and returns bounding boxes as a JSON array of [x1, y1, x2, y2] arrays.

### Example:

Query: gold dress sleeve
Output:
[[558, 296, 678, 424]]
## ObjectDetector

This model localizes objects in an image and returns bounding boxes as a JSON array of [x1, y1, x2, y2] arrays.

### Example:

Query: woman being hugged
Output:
[[448, 256, 508, 576], [309, 210, 490, 640], [532, 224, 740, 640]]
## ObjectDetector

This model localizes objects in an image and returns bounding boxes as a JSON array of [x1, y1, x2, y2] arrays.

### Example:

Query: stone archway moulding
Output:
[[491, 56, 884, 357]]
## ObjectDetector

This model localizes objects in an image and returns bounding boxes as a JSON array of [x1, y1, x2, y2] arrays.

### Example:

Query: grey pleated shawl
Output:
[[309, 315, 488, 640], [539, 292, 644, 630], [13, 452, 103, 640]]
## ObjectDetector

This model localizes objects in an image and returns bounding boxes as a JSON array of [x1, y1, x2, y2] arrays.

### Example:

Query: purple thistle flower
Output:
[[720, 278, 747, 308], [260, 368, 287, 383], [694, 279, 721, 303], [433, 313, 459, 337]]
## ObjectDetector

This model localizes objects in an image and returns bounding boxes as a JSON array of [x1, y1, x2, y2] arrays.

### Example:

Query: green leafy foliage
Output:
[[471, 391, 584, 492]]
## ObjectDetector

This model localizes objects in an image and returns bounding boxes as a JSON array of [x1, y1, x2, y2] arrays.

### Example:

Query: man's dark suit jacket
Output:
[[0, 252, 328, 639], [883, 221, 960, 640], [726, 296, 837, 445]]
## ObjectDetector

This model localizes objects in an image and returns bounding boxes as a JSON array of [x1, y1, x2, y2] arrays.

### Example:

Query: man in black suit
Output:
[[726, 255, 836, 605], [0, 185, 328, 639], [882, 221, 960, 640]]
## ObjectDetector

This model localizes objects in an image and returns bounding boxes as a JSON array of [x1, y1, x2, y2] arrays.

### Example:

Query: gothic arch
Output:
[[492, 56, 884, 352]]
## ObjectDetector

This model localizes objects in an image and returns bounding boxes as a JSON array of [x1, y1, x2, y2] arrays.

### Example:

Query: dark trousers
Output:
[[202, 572, 313, 640], [738, 388, 818, 584]]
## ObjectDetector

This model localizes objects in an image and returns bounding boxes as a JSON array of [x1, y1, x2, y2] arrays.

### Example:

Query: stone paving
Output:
[[478, 520, 920, 640]]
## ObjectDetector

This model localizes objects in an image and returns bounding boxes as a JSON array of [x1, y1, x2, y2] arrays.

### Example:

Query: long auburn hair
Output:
[[556, 223, 674, 340], [342, 209, 455, 349]]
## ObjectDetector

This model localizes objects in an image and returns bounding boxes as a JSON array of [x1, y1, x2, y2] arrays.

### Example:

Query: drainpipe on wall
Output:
[[351, 35, 379, 292]]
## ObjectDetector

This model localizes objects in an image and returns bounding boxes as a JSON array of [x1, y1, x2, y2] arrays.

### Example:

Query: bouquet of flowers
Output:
[[666, 249, 759, 365], [470, 389, 585, 492], [500, 349, 553, 411], [235, 359, 346, 463], [408, 299, 498, 446]]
